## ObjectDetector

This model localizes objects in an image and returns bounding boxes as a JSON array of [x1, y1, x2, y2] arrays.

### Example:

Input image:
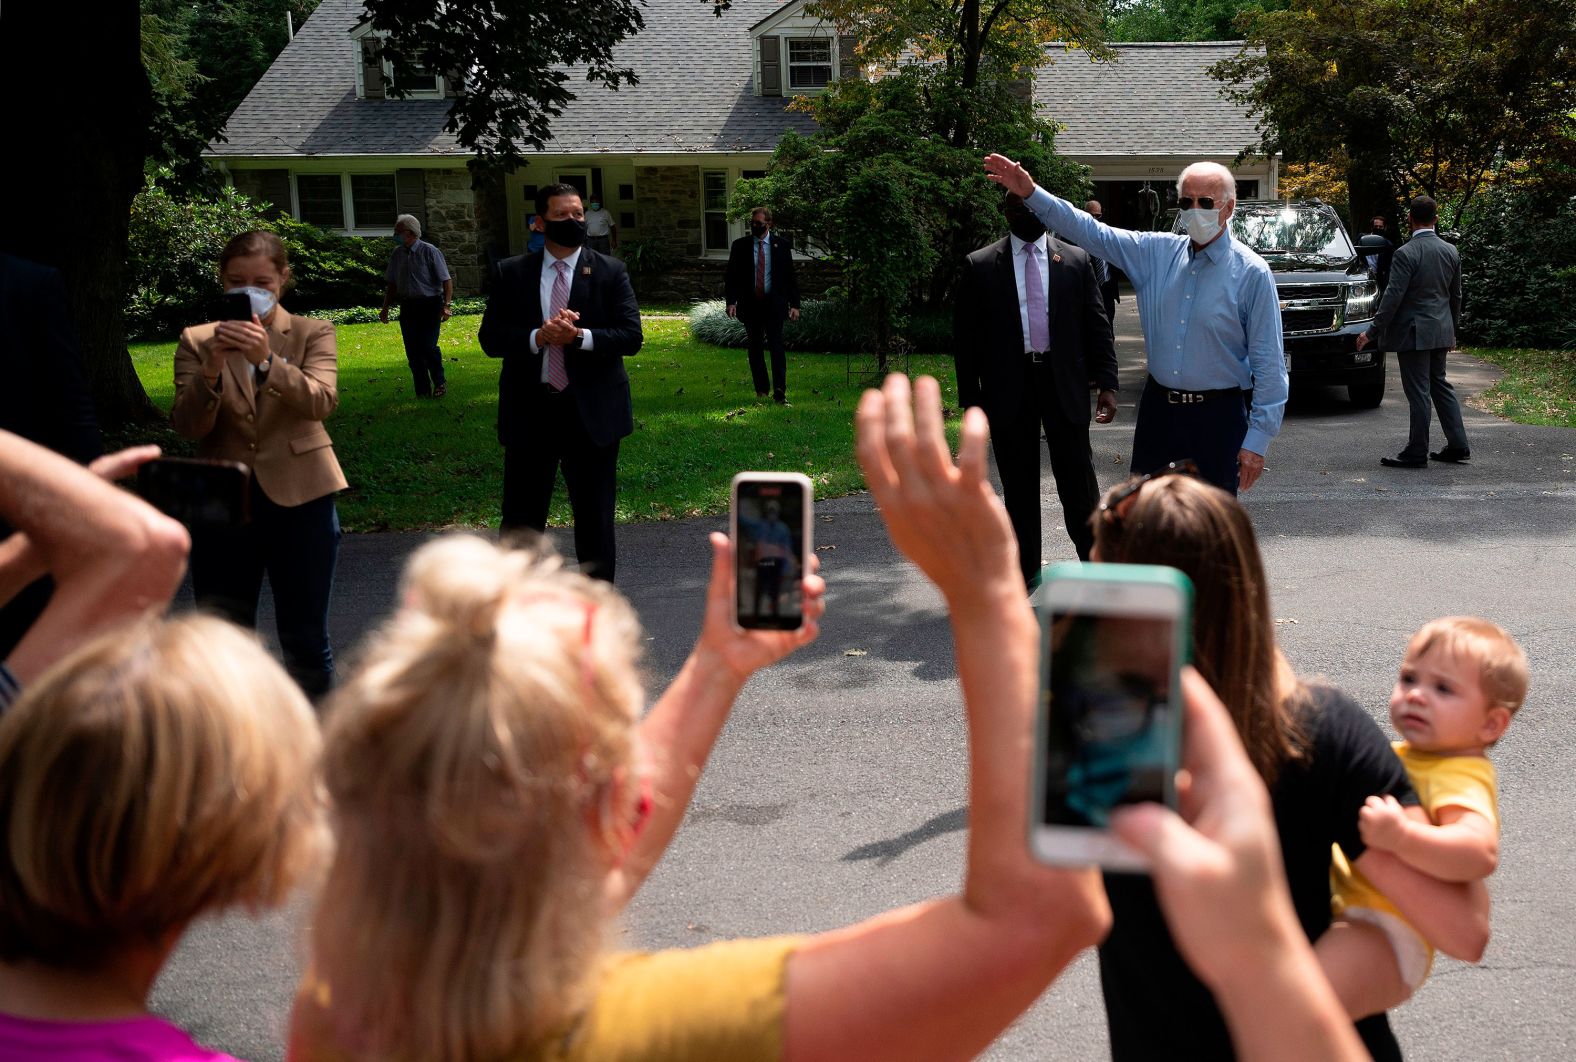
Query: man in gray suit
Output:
[[1357, 196, 1470, 468]]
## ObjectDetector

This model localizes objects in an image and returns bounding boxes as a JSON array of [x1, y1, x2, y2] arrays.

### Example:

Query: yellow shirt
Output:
[[291, 935, 800, 1062], [1331, 741, 1499, 919]]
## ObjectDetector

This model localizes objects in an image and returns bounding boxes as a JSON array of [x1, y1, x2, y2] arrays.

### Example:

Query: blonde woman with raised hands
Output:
[[289, 373, 1110, 1061]]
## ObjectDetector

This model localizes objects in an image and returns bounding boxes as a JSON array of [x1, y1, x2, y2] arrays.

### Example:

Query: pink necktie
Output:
[[545, 259, 570, 391], [1024, 244, 1050, 352]]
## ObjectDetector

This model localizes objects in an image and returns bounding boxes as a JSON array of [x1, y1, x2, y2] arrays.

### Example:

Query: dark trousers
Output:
[[1131, 377, 1249, 495], [740, 298, 787, 398], [501, 390, 620, 583], [398, 296, 446, 395], [991, 377, 1101, 587], [1396, 348, 1469, 460], [190, 481, 340, 697]]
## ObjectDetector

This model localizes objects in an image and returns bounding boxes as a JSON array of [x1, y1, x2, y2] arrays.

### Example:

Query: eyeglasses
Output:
[[1098, 460, 1201, 528], [1177, 197, 1216, 211]]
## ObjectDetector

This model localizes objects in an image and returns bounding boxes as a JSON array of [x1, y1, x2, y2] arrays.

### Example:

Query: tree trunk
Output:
[[0, 5, 157, 426]]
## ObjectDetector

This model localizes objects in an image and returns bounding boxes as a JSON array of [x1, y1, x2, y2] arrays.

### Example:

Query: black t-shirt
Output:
[[1099, 684, 1419, 1061]]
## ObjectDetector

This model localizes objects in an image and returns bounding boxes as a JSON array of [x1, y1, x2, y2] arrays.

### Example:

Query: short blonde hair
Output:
[[0, 615, 324, 968], [313, 535, 645, 1060], [1408, 616, 1530, 717]]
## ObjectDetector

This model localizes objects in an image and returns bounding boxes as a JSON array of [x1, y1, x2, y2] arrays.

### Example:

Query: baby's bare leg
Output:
[[1315, 919, 1414, 1018]]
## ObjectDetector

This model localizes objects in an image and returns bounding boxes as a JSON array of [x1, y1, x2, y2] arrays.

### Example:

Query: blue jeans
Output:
[[190, 480, 340, 696]]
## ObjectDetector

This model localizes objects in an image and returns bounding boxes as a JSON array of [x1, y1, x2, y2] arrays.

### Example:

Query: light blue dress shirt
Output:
[[1025, 186, 1288, 456]]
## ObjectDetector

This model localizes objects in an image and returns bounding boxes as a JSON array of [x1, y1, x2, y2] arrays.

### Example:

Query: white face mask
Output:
[[227, 285, 277, 319], [1180, 208, 1222, 245]]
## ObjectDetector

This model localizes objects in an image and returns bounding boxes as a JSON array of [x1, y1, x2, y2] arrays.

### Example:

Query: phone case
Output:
[[729, 472, 813, 632]]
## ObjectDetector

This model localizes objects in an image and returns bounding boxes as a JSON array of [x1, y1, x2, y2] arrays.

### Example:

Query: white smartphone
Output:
[[1031, 561, 1192, 872], [729, 472, 813, 631]]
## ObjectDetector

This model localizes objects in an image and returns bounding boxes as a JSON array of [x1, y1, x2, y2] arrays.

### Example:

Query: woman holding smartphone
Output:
[[1088, 467, 1489, 1061], [171, 230, 346, 697]]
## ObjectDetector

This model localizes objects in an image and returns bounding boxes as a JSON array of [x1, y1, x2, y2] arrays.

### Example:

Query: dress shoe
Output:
[[773, 394, 789, 405], [1429, 447, 1470, 463], [1380, 455, 1428, 469]]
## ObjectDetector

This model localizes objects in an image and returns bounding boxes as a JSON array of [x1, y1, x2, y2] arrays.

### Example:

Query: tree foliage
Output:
[[735, 70, 1089, 360], [1101, 0, 1281, 43], [1456, 185, 1576, 350], [358, 0, 645, 172], [1213, 0, 1576, 226]]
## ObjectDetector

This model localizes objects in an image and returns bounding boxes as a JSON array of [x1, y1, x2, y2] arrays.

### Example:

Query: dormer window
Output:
[[786, 39, 833, 90], [354, 29, 455, 100], [389, 58, 443, 98]]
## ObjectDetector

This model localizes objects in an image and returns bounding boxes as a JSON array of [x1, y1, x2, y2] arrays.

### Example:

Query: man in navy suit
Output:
[[725, 206, 801, 404], [479, 184, 643, 582]]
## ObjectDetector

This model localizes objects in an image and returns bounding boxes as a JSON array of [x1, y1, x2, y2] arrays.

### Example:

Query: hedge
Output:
[[688, 298, 951, 353]]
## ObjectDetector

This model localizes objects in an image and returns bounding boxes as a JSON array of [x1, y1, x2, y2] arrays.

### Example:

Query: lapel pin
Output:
[[1051, 253, 1062, 263], [582, 266, 592, 275]]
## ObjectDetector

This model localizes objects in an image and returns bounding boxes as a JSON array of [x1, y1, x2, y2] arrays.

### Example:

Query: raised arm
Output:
[[612, 536, 824, 904], [780, 376, 1109, 1062], [1112, 670, 1367, 1062], [0, 434, 188, 684]]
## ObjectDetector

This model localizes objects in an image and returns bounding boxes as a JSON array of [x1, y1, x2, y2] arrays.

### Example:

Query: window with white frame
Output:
[[292, 173, 399, 232], [388, 57, 443, 97], [786, 38, 833, 90], [702, 170, 730, 253]]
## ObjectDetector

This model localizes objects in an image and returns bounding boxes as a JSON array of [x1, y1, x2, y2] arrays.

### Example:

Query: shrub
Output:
[[620, 237, 676, 276], [1457, 186, 1576, 350], [127, 175, 399, 337], [306, 295, 488, 325], [688, 298, 951, 353]]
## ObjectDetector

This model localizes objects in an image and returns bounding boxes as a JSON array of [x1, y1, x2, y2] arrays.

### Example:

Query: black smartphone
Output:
[[212, 291, 253, 322], [1032, 562, 1192, 871], [730, 472, 813, 631], [137, 457, 252, 528]]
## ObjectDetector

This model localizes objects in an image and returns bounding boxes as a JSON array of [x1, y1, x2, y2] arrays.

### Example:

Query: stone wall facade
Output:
[[633, 165, 703, 259], [424, 168, 486, 295]]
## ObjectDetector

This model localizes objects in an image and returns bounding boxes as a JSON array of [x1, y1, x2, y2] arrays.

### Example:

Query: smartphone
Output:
[[730, 472, 813, 631], [1031, 562, 1192, 872], [212, 291, 253, 322], [137, 457, 252, 528]]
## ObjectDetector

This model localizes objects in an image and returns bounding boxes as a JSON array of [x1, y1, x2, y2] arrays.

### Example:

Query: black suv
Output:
[[1171, 199, 1384, 407]]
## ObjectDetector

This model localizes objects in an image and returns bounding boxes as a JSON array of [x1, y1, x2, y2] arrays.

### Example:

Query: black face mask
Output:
[[750, 221, 768, 237], [1007, 213, 1046, 243], [543, 217, 587, 248]]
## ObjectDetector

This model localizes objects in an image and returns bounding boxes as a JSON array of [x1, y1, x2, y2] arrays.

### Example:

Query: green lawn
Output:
[[129, 318, 958, 532], [1465, 346, 1576, 429]]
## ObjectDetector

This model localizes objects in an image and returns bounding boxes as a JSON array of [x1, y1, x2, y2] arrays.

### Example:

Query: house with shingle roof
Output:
[[208, 0, 1273, 295]]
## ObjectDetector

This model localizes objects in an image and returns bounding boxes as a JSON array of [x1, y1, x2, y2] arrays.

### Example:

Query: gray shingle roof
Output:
[[1036, 42, 1262, 157], [210, 0, 819, 157]]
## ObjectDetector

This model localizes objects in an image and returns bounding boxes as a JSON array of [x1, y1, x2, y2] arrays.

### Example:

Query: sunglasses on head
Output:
[[1099, 460, 1201, 528], [1177, 197, 1216, 211]]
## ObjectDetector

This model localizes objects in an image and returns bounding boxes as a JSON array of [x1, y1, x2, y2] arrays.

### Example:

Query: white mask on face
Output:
[[1180, 208, 1222, 245], [227, 285, 277, 318]]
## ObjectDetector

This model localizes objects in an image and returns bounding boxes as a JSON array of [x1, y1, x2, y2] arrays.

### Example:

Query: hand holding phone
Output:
[[137, 457, 252, 528], [1032, 561, 1192, 872], [730, 472, 812, 631]]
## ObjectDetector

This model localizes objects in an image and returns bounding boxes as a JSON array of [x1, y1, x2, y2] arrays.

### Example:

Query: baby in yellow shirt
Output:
[[1320, 616, 1528, 1018]]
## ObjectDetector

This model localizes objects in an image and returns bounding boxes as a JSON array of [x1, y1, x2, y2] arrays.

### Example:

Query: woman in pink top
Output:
[[0, 614, 325, 1061]]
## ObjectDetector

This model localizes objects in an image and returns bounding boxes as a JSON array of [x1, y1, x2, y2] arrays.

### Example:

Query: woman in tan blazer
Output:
[[172, 230, 348, 696]]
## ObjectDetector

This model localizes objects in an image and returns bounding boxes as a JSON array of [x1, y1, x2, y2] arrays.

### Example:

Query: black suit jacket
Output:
[[479, 247, 643, 449], [0, 252, 102, 463], [953, 236, 1118, 427], [724, 232, 801, 319]]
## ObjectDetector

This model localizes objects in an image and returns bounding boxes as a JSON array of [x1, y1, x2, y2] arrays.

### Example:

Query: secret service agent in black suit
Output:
[[954, 193, 1119, 589], [479, 183, 643, 583], [725, 206, 801, 403], [1085, 199, 1122, 325]]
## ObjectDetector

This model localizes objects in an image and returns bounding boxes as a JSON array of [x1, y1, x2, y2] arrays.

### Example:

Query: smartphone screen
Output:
[[137, 458, 251, 528], [733, 476, 809, 630], [1042, 610, 1178, 829], [1031, 562, 1190, 870]]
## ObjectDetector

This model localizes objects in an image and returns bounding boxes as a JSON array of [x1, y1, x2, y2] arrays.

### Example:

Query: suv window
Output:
[[1231, 205, 1353, 259]]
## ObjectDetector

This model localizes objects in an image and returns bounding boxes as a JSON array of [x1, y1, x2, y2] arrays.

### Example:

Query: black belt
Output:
[[1147, 376, 1245, 405]]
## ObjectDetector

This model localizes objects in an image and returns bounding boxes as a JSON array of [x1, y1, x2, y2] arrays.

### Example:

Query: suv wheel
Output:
[[1348, 361, 1385, 409]]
